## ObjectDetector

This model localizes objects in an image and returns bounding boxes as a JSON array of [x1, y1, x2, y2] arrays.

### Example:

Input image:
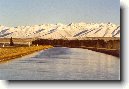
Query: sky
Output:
[[0, 0, 120, 26]]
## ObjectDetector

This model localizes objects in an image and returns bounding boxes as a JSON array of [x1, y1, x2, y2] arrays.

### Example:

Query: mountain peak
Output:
[[0, 22, 120, 38]]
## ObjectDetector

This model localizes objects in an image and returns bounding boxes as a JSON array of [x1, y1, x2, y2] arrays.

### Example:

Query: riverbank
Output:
[[62, 46, 119, 57], [0, 45, 53, 63], [82, 47, 119, 57]]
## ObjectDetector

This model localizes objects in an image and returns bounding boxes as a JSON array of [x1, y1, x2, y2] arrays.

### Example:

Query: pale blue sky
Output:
[[0, 0, 120, 26]]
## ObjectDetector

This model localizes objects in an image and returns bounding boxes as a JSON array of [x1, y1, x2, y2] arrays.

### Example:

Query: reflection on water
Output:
[[0, 47, 120, 80]]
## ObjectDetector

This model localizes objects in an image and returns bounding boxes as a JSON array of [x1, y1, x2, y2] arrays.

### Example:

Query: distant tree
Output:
[[10, 37, 14, 46]]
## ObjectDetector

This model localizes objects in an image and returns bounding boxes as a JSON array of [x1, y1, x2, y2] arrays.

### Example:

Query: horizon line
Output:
[[0, 22, 120, 27]]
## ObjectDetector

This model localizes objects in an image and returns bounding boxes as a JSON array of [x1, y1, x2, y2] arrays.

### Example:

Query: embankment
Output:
[[0, 45, 53, 63]]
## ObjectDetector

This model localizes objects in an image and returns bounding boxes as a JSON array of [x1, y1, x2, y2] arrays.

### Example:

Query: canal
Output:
[[0, 47, 120, 80]]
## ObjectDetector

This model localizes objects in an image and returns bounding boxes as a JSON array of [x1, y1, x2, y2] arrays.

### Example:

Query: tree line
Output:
[[32, 39, 120, 49]]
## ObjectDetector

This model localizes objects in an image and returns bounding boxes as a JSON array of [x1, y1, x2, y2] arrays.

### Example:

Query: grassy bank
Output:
[[0, 45, 53, 63]]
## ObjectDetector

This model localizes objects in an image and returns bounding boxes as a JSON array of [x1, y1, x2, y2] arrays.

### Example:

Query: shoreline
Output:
[[0, 45, 53, 63], [82, 47, 119, 57], [54, 46, 120, 57], [70, 46, 119, 57]]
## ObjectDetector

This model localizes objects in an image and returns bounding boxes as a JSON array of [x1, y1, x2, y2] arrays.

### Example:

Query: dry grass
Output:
[[0, 45, 53, 63], [0, 38, 33, 43]]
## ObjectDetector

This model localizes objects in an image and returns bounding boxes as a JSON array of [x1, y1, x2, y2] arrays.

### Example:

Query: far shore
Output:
[[0, 45, 53, 63], [55, 46, 120, 57], [32, 38, 120, 57], [81, 47, 119, 57]]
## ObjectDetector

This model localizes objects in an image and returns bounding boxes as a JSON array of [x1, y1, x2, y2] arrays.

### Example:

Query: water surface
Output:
[[0, 47, 120, 80]]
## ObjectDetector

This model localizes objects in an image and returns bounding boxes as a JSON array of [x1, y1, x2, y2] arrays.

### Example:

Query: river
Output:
[[0, 47, 120, 80]]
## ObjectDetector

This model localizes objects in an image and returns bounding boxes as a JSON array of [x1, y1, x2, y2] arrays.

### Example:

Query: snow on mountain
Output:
[[0, 22, 120, 39]]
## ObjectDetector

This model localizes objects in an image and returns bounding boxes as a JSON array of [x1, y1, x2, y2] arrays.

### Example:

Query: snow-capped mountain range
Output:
[[0, 22, 120, 39]]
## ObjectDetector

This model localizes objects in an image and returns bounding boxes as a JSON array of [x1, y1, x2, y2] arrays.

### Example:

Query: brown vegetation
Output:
[[0, 38, 33, 43], [0, 45, 53, 63]]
